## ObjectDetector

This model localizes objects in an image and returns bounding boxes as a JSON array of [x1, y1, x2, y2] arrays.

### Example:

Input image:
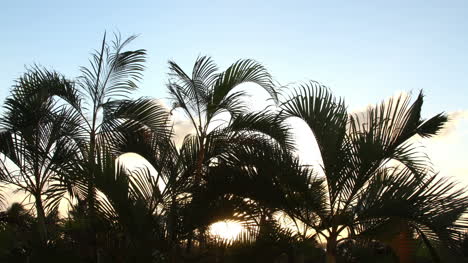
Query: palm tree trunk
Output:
[[34, 195, 48, 245], [325, 236, 337, 263], [187, 138, 204, 256], [194, 141, 205, 184], [258, 211, 271, 238], [87, 129, 98, 263], [168, 196, 178, 263], [390, 220, 415, 263]]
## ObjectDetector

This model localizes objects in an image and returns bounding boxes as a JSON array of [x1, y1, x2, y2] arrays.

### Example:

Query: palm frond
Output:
[[78, 33, 146, 105], [352, 167, 468, 259], [280, 82, 348, 203], [227, 110, 295, 151]]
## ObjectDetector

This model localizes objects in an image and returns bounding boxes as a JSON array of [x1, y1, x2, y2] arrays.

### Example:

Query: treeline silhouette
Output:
[[0, 33, 467, 263]]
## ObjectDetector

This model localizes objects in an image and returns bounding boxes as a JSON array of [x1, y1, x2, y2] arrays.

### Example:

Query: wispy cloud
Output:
[[437, 110, 468, 137]]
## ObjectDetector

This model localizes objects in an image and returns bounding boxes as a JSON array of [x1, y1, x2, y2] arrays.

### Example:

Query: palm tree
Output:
[[81, 150, 171, 262], [280, 82, 468, 263], [111, 129, 187, 262], [0, 67, 81, 245], [69, 32, 169, 208], [167, 56, 293, 179], [21, 32, 170, 261], [166, 56, 294, 250]]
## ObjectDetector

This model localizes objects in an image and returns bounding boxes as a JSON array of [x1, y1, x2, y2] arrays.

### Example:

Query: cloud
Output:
[[437, 110, 468, 137], [326, 91, 468, 189], [424, 110, 468, 186], [287, 117, 323, 167], [151, 99, 196, 148], [170, 110, 196, 148], [291, 91, 417, 169]]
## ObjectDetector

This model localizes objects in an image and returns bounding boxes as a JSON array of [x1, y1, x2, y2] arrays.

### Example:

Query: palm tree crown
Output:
[[280, 82, 467, 263]]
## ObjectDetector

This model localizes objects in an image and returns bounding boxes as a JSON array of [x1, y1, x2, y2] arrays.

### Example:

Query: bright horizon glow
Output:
[[209, 220, 243, 241]]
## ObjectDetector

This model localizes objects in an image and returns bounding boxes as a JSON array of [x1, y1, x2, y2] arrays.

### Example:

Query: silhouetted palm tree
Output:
[[165, 56, 295, 250], [0, 68, 80, 245], [167, 56, 293, 180], [1, 32, 467, 263], [82, 150, 171, 262], [280, 82, 468, 263], [21, 33, 170, 261]]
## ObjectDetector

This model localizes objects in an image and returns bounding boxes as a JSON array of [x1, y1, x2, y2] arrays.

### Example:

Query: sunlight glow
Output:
[[209, 220, 243, 241]]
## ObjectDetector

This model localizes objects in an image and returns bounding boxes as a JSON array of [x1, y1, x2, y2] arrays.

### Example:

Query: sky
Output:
[[1, 1, 468, 187]]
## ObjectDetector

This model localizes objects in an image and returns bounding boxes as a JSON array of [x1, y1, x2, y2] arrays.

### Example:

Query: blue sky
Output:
[[1, 0, 467, 114], [1, 1, 468, 184]]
